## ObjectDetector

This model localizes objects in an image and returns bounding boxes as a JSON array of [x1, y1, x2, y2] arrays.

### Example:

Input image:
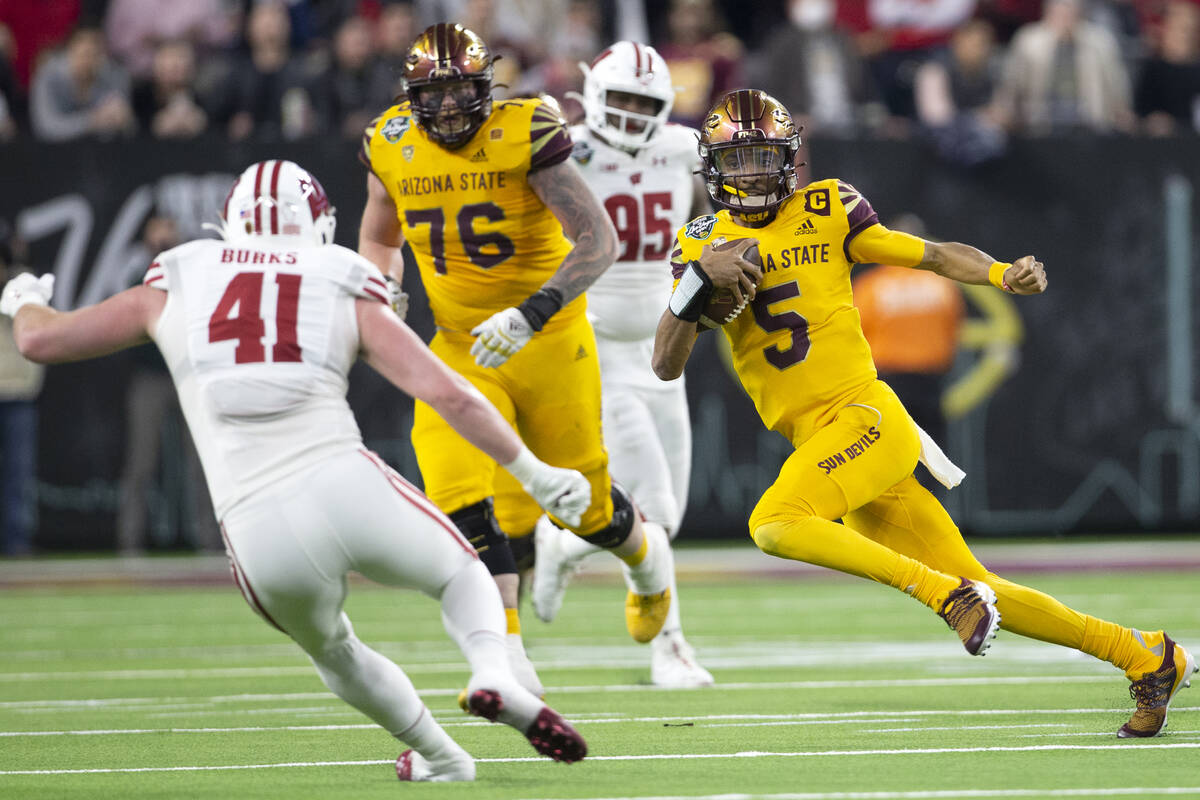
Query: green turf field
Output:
[[2, 566, 1198, 799]]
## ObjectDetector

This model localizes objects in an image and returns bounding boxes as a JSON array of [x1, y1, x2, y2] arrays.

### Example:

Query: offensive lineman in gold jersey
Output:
[[357, 24, 676, 698], [653, 89, 1194, 738]]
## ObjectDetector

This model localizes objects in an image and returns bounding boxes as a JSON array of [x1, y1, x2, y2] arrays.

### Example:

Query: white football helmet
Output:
[[217, 160, 336, 245], [578, 41, 674, 151]]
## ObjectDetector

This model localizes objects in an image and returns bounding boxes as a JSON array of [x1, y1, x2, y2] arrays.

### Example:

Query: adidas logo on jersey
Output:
[[469, 147, 488, 162], [794, 218, 818, 235]]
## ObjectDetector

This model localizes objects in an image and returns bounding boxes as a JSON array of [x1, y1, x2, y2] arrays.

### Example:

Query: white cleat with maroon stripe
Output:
[[395, 749, 475, 782]]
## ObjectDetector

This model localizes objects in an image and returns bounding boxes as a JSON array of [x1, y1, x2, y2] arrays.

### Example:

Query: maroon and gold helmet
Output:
[[698, 90, 802, 220], [404, 23, 494, 148]]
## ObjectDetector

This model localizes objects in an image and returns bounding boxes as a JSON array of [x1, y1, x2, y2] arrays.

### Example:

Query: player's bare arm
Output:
[[920, 242, 1047, 295], [651, 309, 700, 381], [11, 285, 163, 364], [358, 171, 407, 283], [357, 298, 524, 463], [527, 158, 618, 301]]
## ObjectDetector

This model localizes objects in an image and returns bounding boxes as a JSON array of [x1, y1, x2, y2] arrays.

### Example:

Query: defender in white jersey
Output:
[[0, 160, 591, 781], [531, 42, 714, 688]]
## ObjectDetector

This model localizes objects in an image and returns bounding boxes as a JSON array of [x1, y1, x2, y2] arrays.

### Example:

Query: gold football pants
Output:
[[412, 314, 613, 538]]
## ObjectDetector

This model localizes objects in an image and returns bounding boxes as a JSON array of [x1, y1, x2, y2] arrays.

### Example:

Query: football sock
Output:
[[560, 526, 603, 562], [438, 560, 506, 651], [306, 618, 429, 736], [751, 516, 960, 609], [619, 530, 649, 568], [657, 564, 684, 638], [395, 706, 468, 763], [622, 522, 672, 595], [505, 607, 521, 635], [1081, 622, 1165, 678]]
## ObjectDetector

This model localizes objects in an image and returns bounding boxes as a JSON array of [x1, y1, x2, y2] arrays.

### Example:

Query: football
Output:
[[698, 241, 760, 329]]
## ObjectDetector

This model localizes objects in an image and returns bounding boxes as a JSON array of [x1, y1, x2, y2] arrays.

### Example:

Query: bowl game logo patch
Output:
[[382, 116, 410, 143], [684, 215, 717, 240]]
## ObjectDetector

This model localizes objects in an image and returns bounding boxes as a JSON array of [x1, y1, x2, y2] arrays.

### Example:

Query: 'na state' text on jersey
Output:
[[362, 98, 575, 333], [671, 179, 880, 445], [144, 239, 388, 518], [570, 123, 700, 342]]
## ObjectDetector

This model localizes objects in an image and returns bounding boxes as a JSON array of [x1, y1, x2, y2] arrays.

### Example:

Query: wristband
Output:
[[501, 446, 540, 486], [668, 261, 714, 323], [988, 261, 1013, 292], [516, 287, 564, 332]]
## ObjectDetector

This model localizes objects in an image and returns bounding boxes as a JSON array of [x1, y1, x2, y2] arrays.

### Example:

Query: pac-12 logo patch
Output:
[[381, 116, 410, 143], [684, 215, 717, 240]]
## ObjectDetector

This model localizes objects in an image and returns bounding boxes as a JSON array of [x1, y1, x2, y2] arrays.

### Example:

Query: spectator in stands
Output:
[[0, 225, 41, 557], [116, 214, 219, 556], [30, 24, 136, 142], [131, 40, 208, 139], [521, 0, 603, 100], [103, 0, 236, 81], [0, 23, 18, 139], [313, 14, 382, 140], [914, 18, 1007, 164], [1136, 0, 1200, 135], [654, 0, 744, 127], [864, 0, 978, 120], [0, 0, 81, 93], [992, 0, 1135, 135], [366, 2, 417, 109], [750, 0, 871, 137], [215, 1, 316, 141]]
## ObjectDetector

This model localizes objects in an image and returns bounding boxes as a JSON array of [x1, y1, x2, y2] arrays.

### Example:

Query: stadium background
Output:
[[1, 0, 1198, 549]]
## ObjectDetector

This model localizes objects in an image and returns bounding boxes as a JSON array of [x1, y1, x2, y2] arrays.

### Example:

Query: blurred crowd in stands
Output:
[[0, 0, 1198, 161]]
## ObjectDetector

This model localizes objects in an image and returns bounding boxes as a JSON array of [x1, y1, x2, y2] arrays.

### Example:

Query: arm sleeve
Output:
[[529, 100, 573, 172], [847, 224, 927, 267], [142, 259, 168, 291]]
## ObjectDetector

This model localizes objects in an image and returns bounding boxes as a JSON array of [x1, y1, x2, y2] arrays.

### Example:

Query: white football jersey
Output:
[[570, 123, 701, 341], [144, 239, 389, 519]]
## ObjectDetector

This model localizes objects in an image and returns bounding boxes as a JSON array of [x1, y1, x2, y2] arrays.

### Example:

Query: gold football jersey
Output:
[[672, 179, 888, 445], [362, 98, 577, 333]]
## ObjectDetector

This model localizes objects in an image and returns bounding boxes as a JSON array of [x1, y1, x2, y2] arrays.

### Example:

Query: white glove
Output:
[[470, 307, 534, 368], [384, 276, 409, 321], [502, 447, 591, 528], [0, 273, 55, 317]]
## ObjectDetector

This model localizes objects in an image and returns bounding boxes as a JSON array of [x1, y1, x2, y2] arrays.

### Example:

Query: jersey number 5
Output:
[[750, 281, 810, 369], [209, 272, 303, 364]]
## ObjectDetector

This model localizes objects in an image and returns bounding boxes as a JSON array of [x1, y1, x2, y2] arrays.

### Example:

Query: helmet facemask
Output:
[[703, 140, 797, 216], [574, 41, 675, 152], [407, 71, 492, 148]]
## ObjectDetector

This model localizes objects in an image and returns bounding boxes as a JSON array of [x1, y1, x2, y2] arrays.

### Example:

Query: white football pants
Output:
[[219, 447, 508, 739], [597, 336, 691, 535]]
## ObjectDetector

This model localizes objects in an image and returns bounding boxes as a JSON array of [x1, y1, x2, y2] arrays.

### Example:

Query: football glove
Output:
[[470, 307, 534, 368], [0, 272, 55, 317], [502, 447, 591, 528], [384, 276, 409, 321]]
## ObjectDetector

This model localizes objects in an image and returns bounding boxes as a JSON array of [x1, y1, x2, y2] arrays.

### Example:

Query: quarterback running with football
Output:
[[0, 160, 589, 781], [530, 41, 713, 689], [652, 89, 1195, 738], [358, 24, 677, 698]]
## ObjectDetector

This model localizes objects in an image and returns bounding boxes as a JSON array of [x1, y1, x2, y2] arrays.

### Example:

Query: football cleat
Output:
[[462, 680, 587, 763], [626, 588, 671, 643], [395, 749, 475, 782], [651, 630, 714, 688], [1118, 634, 1196, 738], [937, 578, 1001, 656], [532, 517, 585, 623]]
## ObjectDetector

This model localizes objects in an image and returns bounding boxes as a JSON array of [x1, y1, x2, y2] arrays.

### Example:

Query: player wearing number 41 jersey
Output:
[[653, 89, 1195, 738], [358, 23, 678, 700], [1, 160, 591, 781]]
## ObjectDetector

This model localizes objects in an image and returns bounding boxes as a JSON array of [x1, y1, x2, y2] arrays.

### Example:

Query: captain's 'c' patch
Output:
[[805, 188, 831, 216], [684, 215, 717, 240]]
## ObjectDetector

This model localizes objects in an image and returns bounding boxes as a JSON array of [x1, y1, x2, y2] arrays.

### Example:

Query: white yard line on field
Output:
[[520, 789, 1200, 800], [4, 745, 1200, 776]]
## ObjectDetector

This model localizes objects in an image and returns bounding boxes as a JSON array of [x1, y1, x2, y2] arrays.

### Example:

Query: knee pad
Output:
[[508, 530, 535, 572], [580, 483, 636, 549], [449, 499, 517, 576]]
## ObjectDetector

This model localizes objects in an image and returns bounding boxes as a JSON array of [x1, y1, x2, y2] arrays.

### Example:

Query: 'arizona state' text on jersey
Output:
[[361, 98, 576, 333], [673, 179, 905, 446]]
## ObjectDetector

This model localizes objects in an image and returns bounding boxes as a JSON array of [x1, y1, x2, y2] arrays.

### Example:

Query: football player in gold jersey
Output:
[[653, 89, 1194, 738], [357, 24, 677, 698]]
